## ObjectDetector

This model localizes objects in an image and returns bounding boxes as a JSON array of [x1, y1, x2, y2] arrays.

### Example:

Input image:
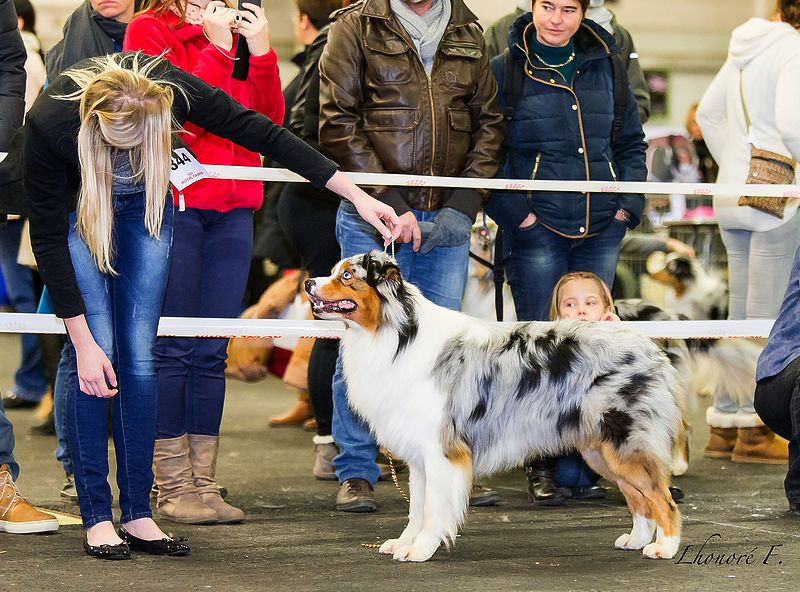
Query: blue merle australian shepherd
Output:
[[305, 252, 684, 563]]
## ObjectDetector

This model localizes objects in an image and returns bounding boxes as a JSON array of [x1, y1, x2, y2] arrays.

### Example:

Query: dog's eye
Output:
[[341, 271, 352, 281]]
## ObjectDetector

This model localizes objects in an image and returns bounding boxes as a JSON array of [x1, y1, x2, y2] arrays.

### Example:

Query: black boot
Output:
[[525, 457, 566, 506]]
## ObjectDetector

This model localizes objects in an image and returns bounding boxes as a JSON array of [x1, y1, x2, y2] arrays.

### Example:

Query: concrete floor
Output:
[[0, 333, 798, 591]]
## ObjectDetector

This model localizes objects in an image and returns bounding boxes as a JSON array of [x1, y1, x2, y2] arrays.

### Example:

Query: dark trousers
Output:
[[754, 356, 800, 505], [155, 207, 253, 438], [278, 184, 340, 437]]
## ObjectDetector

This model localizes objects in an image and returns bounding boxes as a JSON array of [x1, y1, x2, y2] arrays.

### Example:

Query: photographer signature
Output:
[[675, 533, 783, 566]]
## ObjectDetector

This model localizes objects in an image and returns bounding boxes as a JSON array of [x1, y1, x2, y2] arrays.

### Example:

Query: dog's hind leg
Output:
[[581, 447, 656, 551], [670, 420, 690, 476], [393, 444, 472, 562], [379, 461, 426, 556], [596, 444, 681, 559]]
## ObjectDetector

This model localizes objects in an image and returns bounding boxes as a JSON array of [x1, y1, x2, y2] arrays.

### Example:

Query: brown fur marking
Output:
[[582, 442, 681, 540], [317, 264, 383, 332]]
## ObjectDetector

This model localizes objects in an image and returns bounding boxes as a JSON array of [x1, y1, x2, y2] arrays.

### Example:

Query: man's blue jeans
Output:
[[331, 202, 469, 485], [0, 399, 18, 480], [504, 219, 627, 322], [65, 193, 172, 529], [0, 220, 47, 401]]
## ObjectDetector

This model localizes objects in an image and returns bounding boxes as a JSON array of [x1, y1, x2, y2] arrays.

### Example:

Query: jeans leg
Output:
[[186, 209, 253, 436], [719, 227, 750, 321], [0, 220, 47, 400], [113, 199, 173, 524], [155, 209, 204, 440], [746, 214, 800, 319], [54, 341, 74, 474], [567, 220, 627, 289], [330, 203, 385, 484], [504, 223, 569, 321], [66, 219, 116, 529], [403, 210, 470, 310], [331, 354, 380, 485], [0, 400, 19, 480]]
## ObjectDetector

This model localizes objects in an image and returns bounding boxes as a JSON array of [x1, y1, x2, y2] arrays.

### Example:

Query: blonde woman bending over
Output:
[[24, 52, 404, 560]]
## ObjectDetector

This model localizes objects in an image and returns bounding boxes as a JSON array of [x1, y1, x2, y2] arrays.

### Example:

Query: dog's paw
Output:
[[615, 533, 641, 550], [379, 538, 406, 555], [670, 458, 689, 476], [393, 537, 439, 562], [642, 541, 678, 559], [615, 531, 651, 550]]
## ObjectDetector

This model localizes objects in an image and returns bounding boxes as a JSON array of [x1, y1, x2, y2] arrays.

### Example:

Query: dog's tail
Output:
[[685, 339, 761, 408]]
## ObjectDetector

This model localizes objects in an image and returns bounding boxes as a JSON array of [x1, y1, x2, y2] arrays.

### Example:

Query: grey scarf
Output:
[[390, 0, 451, 76]]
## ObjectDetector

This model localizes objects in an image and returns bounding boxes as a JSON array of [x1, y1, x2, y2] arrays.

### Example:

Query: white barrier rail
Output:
[[206, 166, 800, 199], [0, 313, 773, 340]]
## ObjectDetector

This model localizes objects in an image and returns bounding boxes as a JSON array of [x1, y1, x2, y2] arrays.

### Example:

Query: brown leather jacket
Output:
[[319, 0, 504, 219]]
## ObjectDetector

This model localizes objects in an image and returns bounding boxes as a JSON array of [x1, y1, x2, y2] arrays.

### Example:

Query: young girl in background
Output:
[[548, 272, 686, 502], [547, 272, 618, 500]]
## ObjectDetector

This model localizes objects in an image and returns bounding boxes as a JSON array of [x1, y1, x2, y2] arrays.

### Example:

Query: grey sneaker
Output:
[[60, 473, 78, 503], [336, 478, 377, 513]]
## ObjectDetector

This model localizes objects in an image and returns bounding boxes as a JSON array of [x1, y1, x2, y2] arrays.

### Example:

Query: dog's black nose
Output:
[[304, 278, 315, 292]]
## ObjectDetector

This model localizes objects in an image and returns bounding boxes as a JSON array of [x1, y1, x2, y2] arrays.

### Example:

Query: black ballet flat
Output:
[[118, 527, 190, 556], [83, 535, 131, 560]]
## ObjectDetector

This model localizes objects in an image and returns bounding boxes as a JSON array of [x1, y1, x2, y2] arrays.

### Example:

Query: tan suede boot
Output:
[[704, 427, 738, 459], [268, 391, 313, 427], [154, 436, 218, 525], [188, 434, 245, 524], [731, 426, 789, 465]]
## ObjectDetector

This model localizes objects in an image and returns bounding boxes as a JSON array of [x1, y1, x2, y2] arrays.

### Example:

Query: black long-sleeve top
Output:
[[0, 0, 26, 151], [24, 52, 339, 319]]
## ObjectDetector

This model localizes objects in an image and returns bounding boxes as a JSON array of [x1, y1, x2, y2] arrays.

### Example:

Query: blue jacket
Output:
[[484, 14, 646, 238]]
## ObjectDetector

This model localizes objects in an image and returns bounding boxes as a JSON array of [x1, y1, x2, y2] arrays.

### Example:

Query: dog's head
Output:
[[304, 251, 405, 331], [646, 252, 695, 296], [646, 251, 728, 320]]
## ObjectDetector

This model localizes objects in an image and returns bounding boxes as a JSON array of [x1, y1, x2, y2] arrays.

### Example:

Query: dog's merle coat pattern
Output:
[[432, 313, 681, 476], [307, 252, 685, 562]]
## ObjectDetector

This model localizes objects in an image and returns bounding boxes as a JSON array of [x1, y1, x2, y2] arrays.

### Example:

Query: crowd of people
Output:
[[0, 0, 799, 561]]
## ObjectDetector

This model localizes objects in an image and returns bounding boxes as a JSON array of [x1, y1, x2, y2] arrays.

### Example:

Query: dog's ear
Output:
[[665, 256, 693, 281], [365, 252, 402, 288]]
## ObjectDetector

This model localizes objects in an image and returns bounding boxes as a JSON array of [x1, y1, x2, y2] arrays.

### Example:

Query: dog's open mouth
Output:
[[307, 293, 357, 315]]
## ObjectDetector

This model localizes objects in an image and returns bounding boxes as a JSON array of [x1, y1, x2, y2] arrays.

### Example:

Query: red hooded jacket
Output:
[[124, 10, 284, 211]]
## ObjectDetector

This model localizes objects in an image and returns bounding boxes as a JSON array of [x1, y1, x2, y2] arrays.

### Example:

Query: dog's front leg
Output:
[[379, 462, 426, 556], [393, 451, 471, 563]]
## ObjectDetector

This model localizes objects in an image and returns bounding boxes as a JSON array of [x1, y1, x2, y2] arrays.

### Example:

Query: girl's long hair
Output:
[[548, 271, 614, 321], [58, 54, 178, 273]]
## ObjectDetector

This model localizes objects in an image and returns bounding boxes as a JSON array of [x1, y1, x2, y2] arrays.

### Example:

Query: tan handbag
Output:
[[738, 73, 796, 218]]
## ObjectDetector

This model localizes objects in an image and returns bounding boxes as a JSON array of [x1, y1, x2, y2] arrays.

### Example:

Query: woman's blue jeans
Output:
[[504, 219, 627, 322], [330, 202, 469, 485], [154, 207, 253, 438], [65, 193, 173, 529]]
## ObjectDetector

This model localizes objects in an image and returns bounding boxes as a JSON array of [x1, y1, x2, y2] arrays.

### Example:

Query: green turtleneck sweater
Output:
[[528, 33, 577, 84]]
